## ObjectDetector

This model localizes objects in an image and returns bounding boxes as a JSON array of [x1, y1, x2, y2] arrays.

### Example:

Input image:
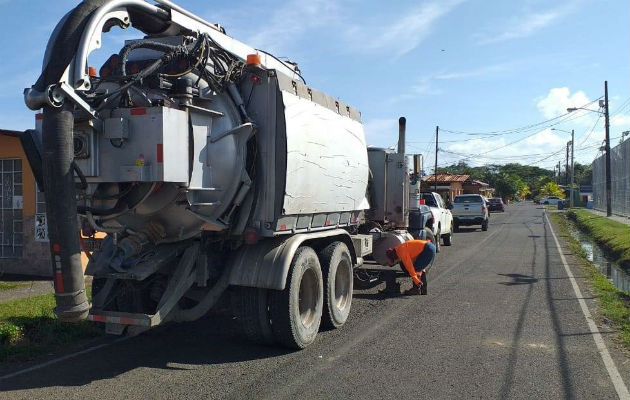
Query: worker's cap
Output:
[[385, 248, 397, 264]]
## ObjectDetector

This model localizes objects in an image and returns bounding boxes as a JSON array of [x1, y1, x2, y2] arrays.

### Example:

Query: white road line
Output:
[[0, 336, 130, 381], [545, 212, 630, 399]]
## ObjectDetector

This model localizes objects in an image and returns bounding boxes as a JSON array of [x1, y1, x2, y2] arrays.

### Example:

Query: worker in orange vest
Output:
[[386, 239, 436, 295]]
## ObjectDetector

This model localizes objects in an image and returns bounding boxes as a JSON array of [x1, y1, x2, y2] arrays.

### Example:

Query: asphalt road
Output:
[[1, 202, 629, 399]]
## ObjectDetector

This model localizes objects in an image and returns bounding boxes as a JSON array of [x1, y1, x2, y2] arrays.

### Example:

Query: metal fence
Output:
[[592, 139, 630, 217]]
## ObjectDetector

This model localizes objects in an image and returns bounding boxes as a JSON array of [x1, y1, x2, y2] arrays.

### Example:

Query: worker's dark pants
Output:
[[414, 242, 436, 293]]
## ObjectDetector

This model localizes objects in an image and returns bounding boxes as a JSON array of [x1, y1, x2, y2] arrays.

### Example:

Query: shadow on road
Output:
[[454, 227, 481, 233], [498, 221, 540, 399], [497, 273, 538, 286], [0, 311, 292, 392], [542, 218, 575, 399], [498, 213, 575, 399], [353, 268, 417, 300]]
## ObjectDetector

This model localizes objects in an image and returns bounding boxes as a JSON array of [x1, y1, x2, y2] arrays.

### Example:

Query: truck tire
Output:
[[270, 246, 323, 349], [481, 219, 488, 231], [319, 242, 353, 329], [442, 225, 453, 246], [231, 286, 274, 345], [424, 227, 438, 252], [432, 228, 441, 253]]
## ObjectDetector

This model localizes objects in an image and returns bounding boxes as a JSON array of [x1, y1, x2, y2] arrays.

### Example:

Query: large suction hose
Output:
[[42, 104, 90, 321], [36, 0, 114, 321]]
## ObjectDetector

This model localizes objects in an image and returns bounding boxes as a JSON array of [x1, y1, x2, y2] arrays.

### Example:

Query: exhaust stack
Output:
[[413, 154, 422, 176], [397, 117, 406, 154]]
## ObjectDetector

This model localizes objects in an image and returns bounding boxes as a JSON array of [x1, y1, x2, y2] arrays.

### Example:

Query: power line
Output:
[[439, 97, 602, 136], [578, 114, 602, 146]]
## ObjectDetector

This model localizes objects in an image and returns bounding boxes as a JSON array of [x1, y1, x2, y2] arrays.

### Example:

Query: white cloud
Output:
[[524, 129, 564, 147], [611, 114, 630, 129], [346, 0, 465, 57], [476, 5, 574, 45], [535, 87, 592, 119], [242, 0, 341, 54], [223, 0, 464, 57]]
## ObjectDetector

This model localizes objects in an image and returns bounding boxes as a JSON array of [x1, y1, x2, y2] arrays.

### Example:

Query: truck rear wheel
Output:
[[231, 286, 274, 345], [427, 228, 440, 252], [442, 225, 453, 246], [270, 246, 323, 349], [319, 242, 353, 329], [424, 227, 436, 248]]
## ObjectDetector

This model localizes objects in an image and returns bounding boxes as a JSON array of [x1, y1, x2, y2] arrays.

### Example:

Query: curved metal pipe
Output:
[[72, 0, 169, 89]]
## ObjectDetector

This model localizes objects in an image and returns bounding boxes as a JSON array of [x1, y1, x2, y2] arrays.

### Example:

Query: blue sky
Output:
[[1, 0, 628, 171]]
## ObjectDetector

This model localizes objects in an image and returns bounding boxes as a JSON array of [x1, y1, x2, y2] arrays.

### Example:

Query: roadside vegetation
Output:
[[438, 161, 591, 200], [567, 209, 630, 269], [0, 281, 27, 291], [549, 211, 630, 349], [0, 288, 103, 363]]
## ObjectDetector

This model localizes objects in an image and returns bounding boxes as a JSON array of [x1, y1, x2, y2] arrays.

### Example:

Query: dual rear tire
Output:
[[232, 242, 353, 349]]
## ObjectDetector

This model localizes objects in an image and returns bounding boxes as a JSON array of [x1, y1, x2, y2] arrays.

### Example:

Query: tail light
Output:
[[243, 227, 260, 245]]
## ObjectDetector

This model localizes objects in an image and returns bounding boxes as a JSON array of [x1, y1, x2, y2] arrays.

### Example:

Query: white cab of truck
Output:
[[419, 192, 454, 249], [451, 194, 489, 232]]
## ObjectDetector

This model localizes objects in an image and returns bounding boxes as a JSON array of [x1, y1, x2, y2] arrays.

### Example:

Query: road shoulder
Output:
[[547, 210, 630, 390]]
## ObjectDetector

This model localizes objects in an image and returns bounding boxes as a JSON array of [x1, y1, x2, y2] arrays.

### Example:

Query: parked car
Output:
[[451, 194, 489, 231], [488, 197, 505, 212], [419, 192, 454, 250], [540, 196, 562, 205]]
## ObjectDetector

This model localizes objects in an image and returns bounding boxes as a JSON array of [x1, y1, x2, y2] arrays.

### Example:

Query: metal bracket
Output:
[[55, 82, 100, 120]]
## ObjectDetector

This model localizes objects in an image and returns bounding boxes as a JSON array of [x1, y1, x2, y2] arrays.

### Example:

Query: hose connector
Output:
[[24, 85, 63, 110]]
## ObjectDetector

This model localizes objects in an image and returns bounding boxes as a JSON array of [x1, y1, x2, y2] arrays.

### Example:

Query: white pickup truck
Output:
[[419, 192, 454, 250], [451, 194, 489, 231]]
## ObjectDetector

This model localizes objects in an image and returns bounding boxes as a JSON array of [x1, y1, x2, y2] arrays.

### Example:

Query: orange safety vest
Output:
[[394, 240, 430, 286]]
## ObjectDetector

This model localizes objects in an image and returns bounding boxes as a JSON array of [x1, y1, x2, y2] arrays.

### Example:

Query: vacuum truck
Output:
[[21, 0, 433, 349]]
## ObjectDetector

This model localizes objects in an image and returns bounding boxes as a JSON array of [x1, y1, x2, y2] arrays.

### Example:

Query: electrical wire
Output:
[[577, 114, 602, 147], [440, 97, 602, 136]]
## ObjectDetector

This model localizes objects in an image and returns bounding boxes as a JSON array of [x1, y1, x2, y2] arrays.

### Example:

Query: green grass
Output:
[[567, 209, 630, 269], [0, 288, 103, 363], [0, 282, 27, 291], [550, 212, 630, 349]]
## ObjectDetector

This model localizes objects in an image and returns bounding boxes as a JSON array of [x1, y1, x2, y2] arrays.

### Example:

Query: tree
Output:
[[493, 173, 522, 199], [438, 161, 556, 200], [518, 185, 532, 199], [573, 163, 592, 185], [539, 182, 565, 198]]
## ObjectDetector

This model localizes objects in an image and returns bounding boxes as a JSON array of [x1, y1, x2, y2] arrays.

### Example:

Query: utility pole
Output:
[[558, 161, 561, 184], [564, 142, 569, 185], [434, 126, 438, 192], [570, 129, 574, 208], [604, 81, 612, 216]]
